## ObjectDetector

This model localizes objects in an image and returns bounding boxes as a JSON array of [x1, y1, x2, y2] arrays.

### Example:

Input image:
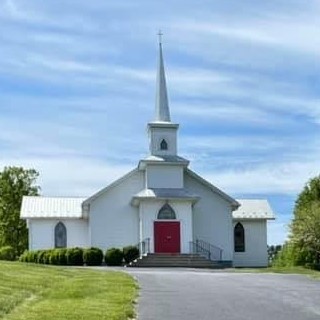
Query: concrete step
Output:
[[132, 259, 209, 264], [138, 257, 209, 262], [143, 254, 206, 259], [129, 261, 224, 268], [133, 262, 219, 268], [127, 254, 229, 269]]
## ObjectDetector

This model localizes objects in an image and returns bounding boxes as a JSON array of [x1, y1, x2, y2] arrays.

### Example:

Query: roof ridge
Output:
[[23, 195, 87, 199]]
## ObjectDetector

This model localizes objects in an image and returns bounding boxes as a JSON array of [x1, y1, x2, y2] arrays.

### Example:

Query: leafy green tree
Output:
[[268, 244, 282, 263], [289, 175, 320, 267], [272, 242, 296, 267], [0, 167, 40, 255]]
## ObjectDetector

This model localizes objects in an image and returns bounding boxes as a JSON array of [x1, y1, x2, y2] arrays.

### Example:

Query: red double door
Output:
[[154, 221, 181, 253]]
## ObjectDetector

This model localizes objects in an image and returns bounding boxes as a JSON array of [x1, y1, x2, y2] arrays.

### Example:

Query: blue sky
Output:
[[0, 0, 319, 245]]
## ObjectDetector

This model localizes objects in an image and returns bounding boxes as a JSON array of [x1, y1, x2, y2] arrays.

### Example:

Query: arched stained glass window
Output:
[[234, 222, 245, 252], [55, 222, 67, 248], [157, 203, 176, 220], [160, 139, 168, 150]]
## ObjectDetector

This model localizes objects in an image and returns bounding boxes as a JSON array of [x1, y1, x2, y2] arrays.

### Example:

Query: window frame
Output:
[[160, 139, 168, 150], [54, 221, 67, 248], [234, 222, 245, 252], [157, 203, 176, 220]]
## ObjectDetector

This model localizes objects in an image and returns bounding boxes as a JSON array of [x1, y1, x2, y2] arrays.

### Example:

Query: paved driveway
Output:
[[126, 268, 320, 320]]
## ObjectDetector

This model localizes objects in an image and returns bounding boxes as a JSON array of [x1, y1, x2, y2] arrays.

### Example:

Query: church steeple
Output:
[[155, 32, 171, 122], [147, 34, 179, 157]]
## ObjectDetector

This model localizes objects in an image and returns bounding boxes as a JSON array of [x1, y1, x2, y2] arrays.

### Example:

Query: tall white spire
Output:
[[155, 32, 171, 122]]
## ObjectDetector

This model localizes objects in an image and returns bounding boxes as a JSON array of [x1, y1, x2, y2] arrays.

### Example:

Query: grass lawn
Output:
[[233, 266, 320, 280], [0, 261, 137, 320]]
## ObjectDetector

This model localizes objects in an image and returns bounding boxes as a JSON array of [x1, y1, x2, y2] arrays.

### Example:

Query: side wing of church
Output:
[[20, 41, 275, 267]]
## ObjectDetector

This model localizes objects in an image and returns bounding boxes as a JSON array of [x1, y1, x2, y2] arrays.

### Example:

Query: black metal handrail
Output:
[[189, 239, 223, 261]]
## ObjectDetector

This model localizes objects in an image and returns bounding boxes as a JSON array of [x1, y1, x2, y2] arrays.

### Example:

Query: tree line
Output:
[[0, 167, 40, 256], [274, 175, 320, 269]]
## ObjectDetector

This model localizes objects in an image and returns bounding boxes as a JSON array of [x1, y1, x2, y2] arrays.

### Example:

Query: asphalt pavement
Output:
[[126, 268, 320, 320]]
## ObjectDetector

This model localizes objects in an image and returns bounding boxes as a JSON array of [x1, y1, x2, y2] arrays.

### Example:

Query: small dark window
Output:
[[160, 139, 168, 150], [157, 203, 176, 219], [55, 222, 67, 248], [234, 222, 245, 252]]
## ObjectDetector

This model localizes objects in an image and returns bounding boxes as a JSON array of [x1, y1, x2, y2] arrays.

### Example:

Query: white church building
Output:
[[21, 42, 275, 267]]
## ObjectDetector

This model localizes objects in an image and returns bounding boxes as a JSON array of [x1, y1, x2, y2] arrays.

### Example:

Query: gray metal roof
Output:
[[20, 196, 275, 220], [134, 188, 199, 199], [21, 196, 86, 219], [233, 199, 275, 220], [138, 155, 189, 170], [143, 155, 189, 163], [132, 188, 200, 206]]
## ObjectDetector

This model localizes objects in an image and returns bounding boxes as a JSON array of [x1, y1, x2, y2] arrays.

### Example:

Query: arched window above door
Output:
[[160, 139, 168, 150], [234, 222, 245, 252], [55, 221, 67, 248], [157, 203, 176, 220]]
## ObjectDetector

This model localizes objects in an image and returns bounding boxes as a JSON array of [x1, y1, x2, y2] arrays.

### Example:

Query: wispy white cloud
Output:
[[0, 156, 133, 197], [182, 135, 292, 154], [171, 15, 320, 56], [2, 0, 100, 32], [198, 158, 319, 196], [176, 103, 289, 126], [3, 0, 20, 18], [0, 0, 319, 246]]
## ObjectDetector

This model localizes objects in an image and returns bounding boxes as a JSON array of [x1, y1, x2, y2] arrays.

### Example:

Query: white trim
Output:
[[148, 122, 179, 129], [28, 219, 32, 250]]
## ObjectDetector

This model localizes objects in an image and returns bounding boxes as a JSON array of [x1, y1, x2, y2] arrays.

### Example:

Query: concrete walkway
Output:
[[126, 268, 320, 320]]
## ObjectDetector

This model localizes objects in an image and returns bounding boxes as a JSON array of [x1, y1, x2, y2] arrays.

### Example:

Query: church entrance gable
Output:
[[154, 221, 180, 253]]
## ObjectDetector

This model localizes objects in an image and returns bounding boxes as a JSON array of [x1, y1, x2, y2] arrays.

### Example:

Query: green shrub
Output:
[[48, 249, 58, 265], [22, 250, 35, 263], [19, 251, 28, 262], [0, 246, 16, 261], [21, 249, 67, 265], [83, 247, 103, 266], [19, 249, 67, 264], [48, 249, 60, 265], [44, 250, 52, 264], [123, 246, 139, 264], [37, 250, 47, 264], [57, 248, 68, 265], [29, 251, 38, 263], [105, 248, 123, 266], [66, 247, 84, 266]]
